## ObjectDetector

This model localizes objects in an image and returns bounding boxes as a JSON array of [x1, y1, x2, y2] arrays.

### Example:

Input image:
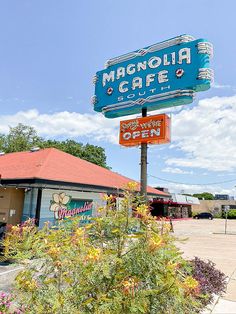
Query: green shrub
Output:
[[3, 183, 224, 314], [213, 213, 222, 219], [191, 211, 199, 218], [222, 209, 236, 219]]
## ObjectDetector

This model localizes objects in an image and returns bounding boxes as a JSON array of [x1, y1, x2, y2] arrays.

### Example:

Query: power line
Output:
[[148, 174, 236, 186]]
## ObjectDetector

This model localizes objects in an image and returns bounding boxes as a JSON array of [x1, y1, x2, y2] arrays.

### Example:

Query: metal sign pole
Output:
[[140, 107, 147, 201]]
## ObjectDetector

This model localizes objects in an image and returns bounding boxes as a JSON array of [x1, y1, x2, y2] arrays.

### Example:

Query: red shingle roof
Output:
[[0, 148, 168, 197]]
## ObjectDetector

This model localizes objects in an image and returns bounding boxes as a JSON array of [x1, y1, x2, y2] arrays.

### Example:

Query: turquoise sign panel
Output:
[[92, 35, 213, 118], [63, 199, 93, 219]]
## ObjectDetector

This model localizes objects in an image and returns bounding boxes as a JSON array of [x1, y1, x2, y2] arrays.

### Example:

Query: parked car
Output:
[[193, 212, 213, 220]]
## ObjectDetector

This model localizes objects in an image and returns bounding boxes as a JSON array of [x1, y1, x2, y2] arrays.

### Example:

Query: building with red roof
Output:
[[0, 148, 169, 227]]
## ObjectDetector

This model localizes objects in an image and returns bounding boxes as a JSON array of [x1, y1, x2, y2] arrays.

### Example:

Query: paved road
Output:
[[0, 264, 23, 292], [173, 218, 236, 313]]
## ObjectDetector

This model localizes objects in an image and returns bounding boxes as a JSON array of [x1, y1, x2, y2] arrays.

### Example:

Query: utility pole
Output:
[[140, 107, 147, 201]]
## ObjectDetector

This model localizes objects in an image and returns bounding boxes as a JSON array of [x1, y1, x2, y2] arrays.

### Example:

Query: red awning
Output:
[[151, 199, 191, 206]]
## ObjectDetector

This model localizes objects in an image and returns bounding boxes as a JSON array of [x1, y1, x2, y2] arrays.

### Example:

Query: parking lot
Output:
[[173, 218, 236, 312]]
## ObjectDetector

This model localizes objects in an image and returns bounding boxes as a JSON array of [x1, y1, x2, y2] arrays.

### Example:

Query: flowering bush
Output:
[[2, 184, 226, 313], [3, 219, 37, 260], [0, 291, 24, 314], [0, 291, 12, 313]]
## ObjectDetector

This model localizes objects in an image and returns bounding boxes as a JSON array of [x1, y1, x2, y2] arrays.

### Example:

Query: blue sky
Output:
[[0, 0, 236, 196]]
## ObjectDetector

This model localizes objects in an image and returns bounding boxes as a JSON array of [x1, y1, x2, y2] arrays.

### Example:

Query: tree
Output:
[[192, 192, 214, 200], [81, 143, 108, 168], [0, 134, 6, 152], [0, 124, 42, 153], [0, 124, 109, 168], [40, 140, 109, 169]]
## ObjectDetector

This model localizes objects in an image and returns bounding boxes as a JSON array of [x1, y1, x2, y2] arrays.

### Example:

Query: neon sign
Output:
[[92, 35, 213, 118]]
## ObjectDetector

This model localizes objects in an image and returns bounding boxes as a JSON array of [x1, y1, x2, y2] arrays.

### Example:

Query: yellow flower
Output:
[[54, 260, 62, 268], [97, 206, 105, 213], [101, 194, 114, 202], [183, 276, 199, 295], [163, 223, 171, 232], [184, 276, 199, 289], [136, 204, 149, 216], [126, 181, 138, 191], [167, 261, 178, 271], [75, 228, 84, 237], [148, 235, 163, 252], [24, 279, 38, 291], [47, 247, 61, 258], [85, 248, 101, 262], [122, 277, 139, 296]]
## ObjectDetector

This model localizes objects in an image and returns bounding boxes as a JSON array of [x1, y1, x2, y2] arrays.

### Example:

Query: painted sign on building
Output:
[[92, 35, 213, 118], [119, 114, 170, 147], [49, 192, 93, 220]]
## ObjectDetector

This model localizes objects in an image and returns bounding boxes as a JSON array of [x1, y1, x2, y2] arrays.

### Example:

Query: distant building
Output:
[[214, 194, 230, 200], [192, 199, 236, 215], [151, 193, 199, 218], [154, 187, 169, 193]]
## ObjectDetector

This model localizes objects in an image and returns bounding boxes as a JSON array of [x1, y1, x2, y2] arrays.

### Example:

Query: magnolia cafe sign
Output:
[[92, 35, 213, 118], [120, 114, 170, 146], [49, 192, 93, 220]]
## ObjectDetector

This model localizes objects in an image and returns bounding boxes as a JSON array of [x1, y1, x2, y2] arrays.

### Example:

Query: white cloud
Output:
[[212, 82, 233, 89], [0, 105, 186, 146], [166, 95, 236, 172], [1, 94, 236, 175], [162, 167, 193, 175], [150, 181, 235, 196], [0, 109, 120, 144]]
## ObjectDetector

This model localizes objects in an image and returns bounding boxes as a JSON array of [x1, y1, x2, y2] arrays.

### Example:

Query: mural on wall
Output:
[[49, 192, 93, 220]]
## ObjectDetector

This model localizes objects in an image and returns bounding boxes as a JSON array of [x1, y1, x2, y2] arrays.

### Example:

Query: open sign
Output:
[[119, 114, 170, 147]]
